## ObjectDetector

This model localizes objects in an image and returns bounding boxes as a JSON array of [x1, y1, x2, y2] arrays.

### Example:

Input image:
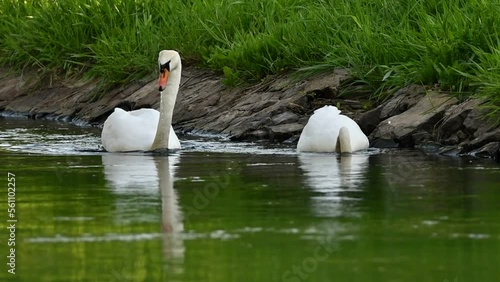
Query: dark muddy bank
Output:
[[0, 67, 498, 159]]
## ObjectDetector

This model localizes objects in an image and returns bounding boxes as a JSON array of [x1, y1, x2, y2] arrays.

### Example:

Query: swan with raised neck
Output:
[[101, 50, 182, 152]]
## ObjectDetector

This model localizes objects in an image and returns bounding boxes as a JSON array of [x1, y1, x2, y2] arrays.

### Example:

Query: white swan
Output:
[[297, 105, 369, 153], [101, 50, 182, 152]]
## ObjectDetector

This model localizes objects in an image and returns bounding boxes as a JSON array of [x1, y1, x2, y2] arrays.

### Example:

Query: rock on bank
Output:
[[0, 67, 498, 159]]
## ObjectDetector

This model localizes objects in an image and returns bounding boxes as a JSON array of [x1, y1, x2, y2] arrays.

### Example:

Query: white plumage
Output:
[[101, 108, 180, 152], [101, 50, 182, 152], [297, 105, 369, 153]]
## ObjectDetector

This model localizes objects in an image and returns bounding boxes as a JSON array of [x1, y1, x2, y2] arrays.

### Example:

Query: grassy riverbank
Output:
[[0, 0, 499, 119]]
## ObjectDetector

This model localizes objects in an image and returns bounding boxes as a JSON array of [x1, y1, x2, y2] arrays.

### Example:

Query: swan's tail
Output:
[[338, 127, 352, 153]]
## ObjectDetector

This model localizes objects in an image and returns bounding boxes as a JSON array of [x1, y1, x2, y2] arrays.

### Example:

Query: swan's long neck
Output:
[[338, 127, 352, 153], [151, 65, 181, 150]]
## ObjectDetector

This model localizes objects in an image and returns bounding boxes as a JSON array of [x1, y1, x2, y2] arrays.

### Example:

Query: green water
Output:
[[1, 118, 499, 282]]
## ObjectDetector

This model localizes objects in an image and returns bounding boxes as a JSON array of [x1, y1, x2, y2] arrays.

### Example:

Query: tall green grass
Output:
[[0, 0, 499, 119]]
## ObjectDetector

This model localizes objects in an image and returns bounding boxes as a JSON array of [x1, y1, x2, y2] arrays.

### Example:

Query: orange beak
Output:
[[158, 70, 169, 92]]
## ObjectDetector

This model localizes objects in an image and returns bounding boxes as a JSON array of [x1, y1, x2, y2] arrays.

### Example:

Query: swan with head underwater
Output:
[[297, 105, 369, 153], [101, 50, 182, 152]]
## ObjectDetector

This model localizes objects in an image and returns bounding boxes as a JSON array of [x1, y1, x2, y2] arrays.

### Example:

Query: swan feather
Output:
[[297, 105, 369, 153]]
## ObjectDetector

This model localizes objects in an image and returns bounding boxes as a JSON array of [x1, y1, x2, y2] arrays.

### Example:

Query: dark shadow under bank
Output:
[[0, 67, 498, 160]]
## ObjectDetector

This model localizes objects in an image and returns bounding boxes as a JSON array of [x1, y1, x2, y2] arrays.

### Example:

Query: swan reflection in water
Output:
[[298, 153, 369, 218], [102, 153, 184, 271]]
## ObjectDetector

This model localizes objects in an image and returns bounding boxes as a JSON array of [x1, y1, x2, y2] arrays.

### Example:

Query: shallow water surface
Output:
[[1, 118, 499, 281]]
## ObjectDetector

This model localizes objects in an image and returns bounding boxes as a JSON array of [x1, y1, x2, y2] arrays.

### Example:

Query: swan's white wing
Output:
[[337, 115, 369, 152], [102, 108, 159, 152], [168, 126, 181, 149], [122, 108, 181, 150], [102, 108, 181, 152], [297, 105, 369, 153], [297, 106, 342, 152]]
